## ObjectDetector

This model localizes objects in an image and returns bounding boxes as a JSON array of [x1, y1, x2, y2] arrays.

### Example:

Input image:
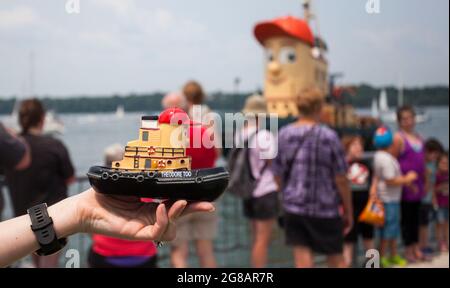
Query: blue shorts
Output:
[[379, 202, 401, 240], [437, 207, 449, 223]]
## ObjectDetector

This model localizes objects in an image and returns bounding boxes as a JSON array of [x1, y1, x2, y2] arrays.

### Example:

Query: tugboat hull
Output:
[[87, 166, 229, 202]]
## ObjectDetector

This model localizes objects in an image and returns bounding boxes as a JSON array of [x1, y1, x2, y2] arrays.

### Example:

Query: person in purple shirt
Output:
[[392, 105, 427, 263], [272, 89, 353, 268]]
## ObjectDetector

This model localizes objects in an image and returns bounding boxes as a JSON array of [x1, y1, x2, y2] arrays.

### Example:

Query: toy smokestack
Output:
[[141, 116, 159, 129]]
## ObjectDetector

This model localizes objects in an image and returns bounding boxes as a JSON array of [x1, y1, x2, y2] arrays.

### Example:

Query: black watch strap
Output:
[[27, 203, 67, 256]]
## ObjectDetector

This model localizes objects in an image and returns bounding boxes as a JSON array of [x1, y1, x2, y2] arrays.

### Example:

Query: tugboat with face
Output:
[[87, 108, 229, 202], [251, 0, 379, 149]]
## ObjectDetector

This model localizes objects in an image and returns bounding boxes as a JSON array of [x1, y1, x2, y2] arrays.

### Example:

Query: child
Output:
[[419, 139, 444, 256], [342, 136, 374, 267], [434, 152, 449, 253], [373, 127, 418, 268]]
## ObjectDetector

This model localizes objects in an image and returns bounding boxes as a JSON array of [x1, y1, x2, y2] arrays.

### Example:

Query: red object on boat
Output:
[[158, 108, 190, 125], [254, 16, 315, 46]]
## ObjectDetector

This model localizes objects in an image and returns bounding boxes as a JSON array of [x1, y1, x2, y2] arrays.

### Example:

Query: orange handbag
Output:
[[358, 195, 385, 227]]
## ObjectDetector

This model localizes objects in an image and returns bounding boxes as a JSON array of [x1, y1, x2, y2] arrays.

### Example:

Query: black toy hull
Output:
[[87, 166, 229, 202]]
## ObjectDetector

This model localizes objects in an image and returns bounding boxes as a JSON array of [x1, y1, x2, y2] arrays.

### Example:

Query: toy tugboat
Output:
[[87, 108, 229, 202]]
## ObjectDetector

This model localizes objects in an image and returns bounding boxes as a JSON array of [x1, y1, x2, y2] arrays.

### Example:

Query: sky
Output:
[[0, 0, 448, 98]]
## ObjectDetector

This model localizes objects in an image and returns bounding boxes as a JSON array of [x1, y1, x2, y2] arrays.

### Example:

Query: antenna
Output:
[[302, 0, 324, 52], [398, 75, 404, 107], [29, 51, 35, 97], [303, 0, 312, 23]]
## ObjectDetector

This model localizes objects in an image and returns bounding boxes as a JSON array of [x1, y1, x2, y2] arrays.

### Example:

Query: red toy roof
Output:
[[254, 16, 314, 47], [158, 108, 190, 125]]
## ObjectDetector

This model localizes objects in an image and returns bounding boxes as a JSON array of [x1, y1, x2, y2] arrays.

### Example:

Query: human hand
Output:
[[49, 188, 215, 242], [343, 210, 354, 236], [405, 171, 418, 184]]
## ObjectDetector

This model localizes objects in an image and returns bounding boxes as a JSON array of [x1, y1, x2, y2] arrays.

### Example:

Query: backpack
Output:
[[226, 131, 268, 199]]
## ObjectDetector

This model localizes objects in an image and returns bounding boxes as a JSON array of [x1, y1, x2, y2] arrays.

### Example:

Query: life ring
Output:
[[148, 146, 156, 155], [101, 172, 109, 180], [157, 160, 166, 169], [111, 174, 120, 181]]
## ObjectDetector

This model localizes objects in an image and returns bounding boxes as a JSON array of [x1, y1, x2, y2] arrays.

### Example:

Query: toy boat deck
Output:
[[87, 166, 229, 202]]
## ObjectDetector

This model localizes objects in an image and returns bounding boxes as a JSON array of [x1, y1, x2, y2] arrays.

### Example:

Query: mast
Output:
[[398, 76, 404, 106], [303, 0, 312, 23], [302, 0, 323, 52]]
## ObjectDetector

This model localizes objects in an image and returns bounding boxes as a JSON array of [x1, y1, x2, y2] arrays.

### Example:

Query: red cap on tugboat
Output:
[[254, 16, 314, 46], [158, 108, 190, 125]]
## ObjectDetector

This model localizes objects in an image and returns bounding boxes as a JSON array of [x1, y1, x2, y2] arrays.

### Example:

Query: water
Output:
[[2, 106, 448, 175], [357, 106, 449, 149], [0, 106, 448, 267]]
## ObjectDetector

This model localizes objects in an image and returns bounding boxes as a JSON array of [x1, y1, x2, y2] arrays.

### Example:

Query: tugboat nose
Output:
[[269, 62, 282, 77]]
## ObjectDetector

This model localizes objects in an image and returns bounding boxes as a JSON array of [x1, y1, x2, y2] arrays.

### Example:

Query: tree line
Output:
[[0, 85, 448, 115]]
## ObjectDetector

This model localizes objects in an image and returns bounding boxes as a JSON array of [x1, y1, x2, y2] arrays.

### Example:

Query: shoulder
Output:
[[40, 136, 68, 152], [319, 125, 338, 138], [393, 132, 405, 145], [374, 151, 387, 162], [278, 124, 296, 140], [317, 125, 340, 145]]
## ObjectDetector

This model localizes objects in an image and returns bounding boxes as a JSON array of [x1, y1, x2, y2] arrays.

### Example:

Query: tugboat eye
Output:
[[265, 49, 275, 63], [280, 47, 297, 64]]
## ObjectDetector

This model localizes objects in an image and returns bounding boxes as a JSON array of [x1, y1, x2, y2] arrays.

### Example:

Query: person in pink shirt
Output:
[[88, 144, 158, 268], [434, 152, 449, 253]]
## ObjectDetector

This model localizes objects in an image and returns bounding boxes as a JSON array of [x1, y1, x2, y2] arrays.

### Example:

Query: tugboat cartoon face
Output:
[[254, 16, 328, 118]]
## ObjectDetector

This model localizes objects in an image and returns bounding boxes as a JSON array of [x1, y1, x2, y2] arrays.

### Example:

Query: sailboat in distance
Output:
[[5, 52, 65, 135], [115, 105, 125, 119], [372, 89, 429, 124]]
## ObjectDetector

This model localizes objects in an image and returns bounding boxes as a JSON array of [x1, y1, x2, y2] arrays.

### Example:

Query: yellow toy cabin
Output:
[[112, 108, 192, 172]]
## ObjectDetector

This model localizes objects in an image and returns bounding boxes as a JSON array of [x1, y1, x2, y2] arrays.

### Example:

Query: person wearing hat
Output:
[[234, 95, 278, 268], [372, 126, 418, 268], [254, 16, 328, 118]]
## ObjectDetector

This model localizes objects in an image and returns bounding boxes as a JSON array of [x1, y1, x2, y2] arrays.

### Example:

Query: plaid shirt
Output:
[[272, 124, 348, 218]]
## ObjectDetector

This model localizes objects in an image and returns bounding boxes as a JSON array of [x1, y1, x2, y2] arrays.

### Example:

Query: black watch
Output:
[[27, 203, 67, 256]]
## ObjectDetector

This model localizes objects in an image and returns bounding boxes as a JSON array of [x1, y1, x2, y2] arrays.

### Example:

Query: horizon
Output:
[[0, 83, 449, 100]]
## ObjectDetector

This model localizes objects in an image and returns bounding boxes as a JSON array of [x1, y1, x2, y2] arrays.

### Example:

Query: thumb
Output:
[[134, 203, 169, 241]]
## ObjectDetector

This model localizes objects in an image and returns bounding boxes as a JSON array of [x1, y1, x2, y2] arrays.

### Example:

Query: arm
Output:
[[0, 126, 31, 170], [335, 174, 353, 235], [385, 171, 417, 187], [0, 188, 214, 267], [56, 140, 76, 185], [423, 167, 431, 200], [369, 175, 378, 198], [432, 185, 438, 208], [391, 133, 404, 158], [274, 175, 282, 192], [14, 142, 31, 171]]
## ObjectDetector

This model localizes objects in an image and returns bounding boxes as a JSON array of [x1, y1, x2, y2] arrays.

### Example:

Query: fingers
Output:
[[167, 200, 187, 223], [343, 226, 352, 236], [181, 202, 215, 217], [135, 203, 169, 241]]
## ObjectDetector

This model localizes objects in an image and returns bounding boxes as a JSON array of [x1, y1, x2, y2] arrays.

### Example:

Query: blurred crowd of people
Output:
[[0, 82, 448, 268]]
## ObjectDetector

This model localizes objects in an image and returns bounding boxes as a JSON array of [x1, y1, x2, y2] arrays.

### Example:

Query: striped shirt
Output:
[[272, 124, 348, 218]]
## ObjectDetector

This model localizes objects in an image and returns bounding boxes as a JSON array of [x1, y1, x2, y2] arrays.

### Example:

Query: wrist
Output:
[[47, 196, 82, 238]]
